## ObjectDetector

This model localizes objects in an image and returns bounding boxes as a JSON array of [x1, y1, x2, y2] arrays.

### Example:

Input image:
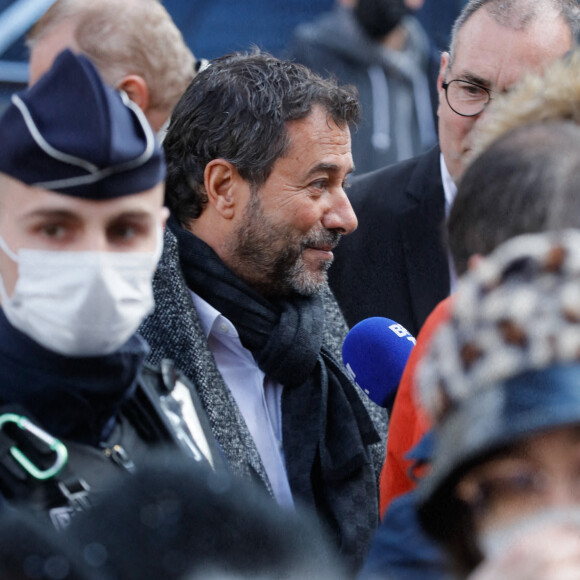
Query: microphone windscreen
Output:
[[342, 317, 415, 408]]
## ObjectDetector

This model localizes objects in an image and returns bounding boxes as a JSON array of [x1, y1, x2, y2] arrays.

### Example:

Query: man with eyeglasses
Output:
[[328, 0, 578, 337]]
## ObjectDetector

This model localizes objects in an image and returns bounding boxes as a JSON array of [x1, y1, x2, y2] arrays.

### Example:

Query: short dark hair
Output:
[[163, 51, 359, 225], [449, 120, 580, 274]]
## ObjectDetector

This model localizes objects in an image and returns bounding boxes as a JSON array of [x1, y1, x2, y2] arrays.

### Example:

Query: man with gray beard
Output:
[[139, 51, 387, 573]]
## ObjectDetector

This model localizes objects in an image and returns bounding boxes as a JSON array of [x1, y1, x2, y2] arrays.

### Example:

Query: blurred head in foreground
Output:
[[417, 227, 580, 574]]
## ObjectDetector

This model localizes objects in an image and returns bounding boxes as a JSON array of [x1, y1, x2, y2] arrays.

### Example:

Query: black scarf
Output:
[[0, 310, 147, 446], [170, 218, 380, 568]]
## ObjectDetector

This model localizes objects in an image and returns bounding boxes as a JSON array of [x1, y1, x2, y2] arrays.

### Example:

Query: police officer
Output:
[[0, 49, 220, 528]]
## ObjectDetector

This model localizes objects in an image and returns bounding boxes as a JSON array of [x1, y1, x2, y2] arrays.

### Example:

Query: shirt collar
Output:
[[440, 153, 458, 218], [190, 290, 239, 339]]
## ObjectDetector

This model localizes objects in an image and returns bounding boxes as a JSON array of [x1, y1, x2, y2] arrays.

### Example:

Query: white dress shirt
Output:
[[191, 291, 295, 509], [440, 153, 458, 294]]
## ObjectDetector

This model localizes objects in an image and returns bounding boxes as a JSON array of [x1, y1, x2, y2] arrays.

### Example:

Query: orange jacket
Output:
[[379, 297, 452, 517]]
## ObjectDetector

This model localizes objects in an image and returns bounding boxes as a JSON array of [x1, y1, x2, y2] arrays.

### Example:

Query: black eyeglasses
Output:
[[442, 79, 493, 117]]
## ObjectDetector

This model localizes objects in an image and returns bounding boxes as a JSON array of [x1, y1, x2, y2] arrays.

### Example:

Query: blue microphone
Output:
[[342, 317, 416, 413]]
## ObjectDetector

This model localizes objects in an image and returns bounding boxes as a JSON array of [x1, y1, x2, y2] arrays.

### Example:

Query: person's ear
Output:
[[117, 75, 150, 112], [436, 52, 450, 119], [437, 52, 450, 94], [159, 206, 170, 228], [204, 160, 243, 220]]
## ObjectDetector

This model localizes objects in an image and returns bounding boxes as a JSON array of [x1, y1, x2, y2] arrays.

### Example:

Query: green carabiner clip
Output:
[[0, 413, 68, 480]]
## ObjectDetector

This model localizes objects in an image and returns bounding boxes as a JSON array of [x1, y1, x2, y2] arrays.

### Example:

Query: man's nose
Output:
[[85, 230, 109, 252], [322, 189, 358, 235]]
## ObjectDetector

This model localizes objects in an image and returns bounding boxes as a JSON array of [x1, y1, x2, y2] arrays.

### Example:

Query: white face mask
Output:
[[478, 506, 580, 560], [0, 228, 163, 357]]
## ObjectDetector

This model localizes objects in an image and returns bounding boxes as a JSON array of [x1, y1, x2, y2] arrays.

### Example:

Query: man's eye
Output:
[[41, 224, 67, 238], [458, 84, 486, 99], [108, 221, 151, 245], [310, 179, 327, 190], [109, 225, 137, 241]]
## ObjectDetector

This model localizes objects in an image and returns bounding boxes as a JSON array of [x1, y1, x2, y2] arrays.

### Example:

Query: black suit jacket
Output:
[[329, 146, 450, 337]]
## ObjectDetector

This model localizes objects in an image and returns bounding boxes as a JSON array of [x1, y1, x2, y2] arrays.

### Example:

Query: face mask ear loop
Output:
[[0, 235, 19, 305], [0, 235, 19, 263], [0, 269, 10, 305]]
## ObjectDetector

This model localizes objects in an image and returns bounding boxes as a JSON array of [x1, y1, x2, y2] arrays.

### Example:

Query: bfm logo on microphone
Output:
[[389, 323, 417, 345]]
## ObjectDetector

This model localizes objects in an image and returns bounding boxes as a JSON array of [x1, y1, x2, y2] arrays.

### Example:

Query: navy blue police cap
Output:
[[0, 49, 165, 199]]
